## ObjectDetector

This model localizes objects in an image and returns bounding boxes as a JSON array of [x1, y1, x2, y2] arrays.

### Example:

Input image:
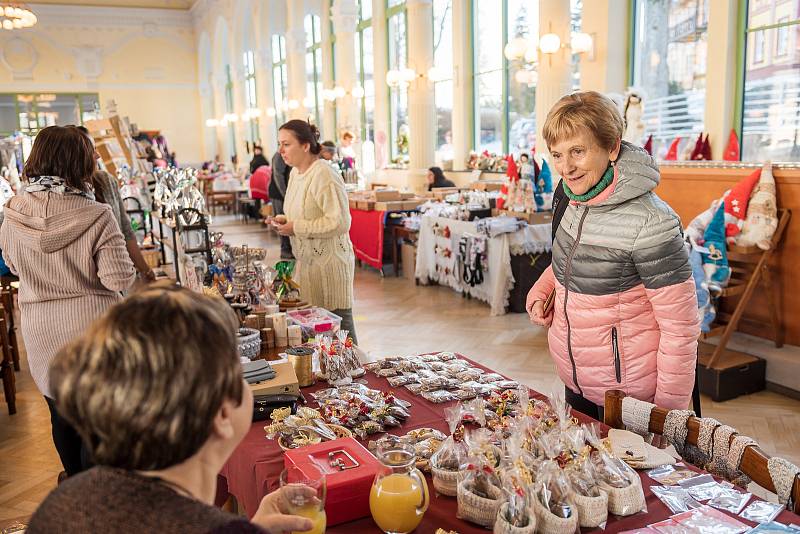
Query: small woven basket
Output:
[[278, 424, 352, 451], [602, 476, 645, 516], [572, 491, 608, 528], [493, 502, 537, 534], [531, 497, 579, 534], [457, 480, 503, 527], [237, 328, 262, 360], [431, 466, 460, 496]]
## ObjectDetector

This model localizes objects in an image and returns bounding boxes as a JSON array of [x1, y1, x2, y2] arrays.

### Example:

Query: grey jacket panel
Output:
[[552, 142, 692, 296]]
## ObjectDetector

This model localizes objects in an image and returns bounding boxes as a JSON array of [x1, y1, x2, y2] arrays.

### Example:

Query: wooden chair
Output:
[[604, 389, 800, 513], [702, 209, 791, 369], [0, 315, 16, 415], [0, 283, 19, 372]]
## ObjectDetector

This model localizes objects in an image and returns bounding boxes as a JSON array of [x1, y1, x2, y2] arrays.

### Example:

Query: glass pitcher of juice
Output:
[[369, 441, 430, 534]]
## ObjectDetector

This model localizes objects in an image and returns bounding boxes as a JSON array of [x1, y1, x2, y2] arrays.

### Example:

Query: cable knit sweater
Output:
[[284, 159, 354, 310], [0, 191, 135, 397]]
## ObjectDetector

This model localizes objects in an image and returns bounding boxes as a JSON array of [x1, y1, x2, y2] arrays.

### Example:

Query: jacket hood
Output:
[[592, 140, 660, 207], [3, 196, 108, 253]]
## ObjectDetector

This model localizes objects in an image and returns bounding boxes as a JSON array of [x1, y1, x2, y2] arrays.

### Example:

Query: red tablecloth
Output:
[[219, 356, 800, 533], [349, 209, 386, 270]]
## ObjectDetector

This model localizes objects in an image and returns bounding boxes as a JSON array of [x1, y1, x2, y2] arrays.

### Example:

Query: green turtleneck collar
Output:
[[563, 164, 615, 203]]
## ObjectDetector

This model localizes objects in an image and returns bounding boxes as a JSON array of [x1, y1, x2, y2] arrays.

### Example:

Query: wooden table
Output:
[[217, 353, 800, 532]]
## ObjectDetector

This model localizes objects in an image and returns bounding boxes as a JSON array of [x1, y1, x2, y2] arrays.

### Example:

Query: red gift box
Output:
[[284, 437, 381, 526]]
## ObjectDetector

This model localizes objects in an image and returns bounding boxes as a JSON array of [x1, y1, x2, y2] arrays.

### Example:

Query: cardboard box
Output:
[[374, 200, 405, 211], [400, 192, 415, 200], [401, 243, 417, 280], [284, 438, 381, 527], [499, 209, 553, 225], [432, 187, 459, 200], [348, 199, 359, 210], [402, 199, 425, 210], [470, 181, 505, 192], [367, 189, 401, 202], [355, 200, 375, 211]]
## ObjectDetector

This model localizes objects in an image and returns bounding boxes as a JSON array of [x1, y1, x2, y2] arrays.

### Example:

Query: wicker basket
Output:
[[572, 491, 608, 528], [141, 248, 160, 269], [431, 466, 460, 496], [531, 497, 579, 534], [237, 328, 262, 360], [493, 503, 537, 534], [278, 424, 352, 451], [457, 480, 503, 527], [602, 477, 645, 516]]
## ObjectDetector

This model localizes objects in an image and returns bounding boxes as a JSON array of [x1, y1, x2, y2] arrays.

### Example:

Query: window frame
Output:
[[305, 14, 324, 129], [242, 49, 259, 144], [386, 0, 409, 163], [0, 92, 100, 137], [271, 34, 288, 139]]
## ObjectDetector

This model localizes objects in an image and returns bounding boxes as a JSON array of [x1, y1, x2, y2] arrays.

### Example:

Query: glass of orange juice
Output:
[[369, 441, 430, 534], [279, 467, 327, 534]]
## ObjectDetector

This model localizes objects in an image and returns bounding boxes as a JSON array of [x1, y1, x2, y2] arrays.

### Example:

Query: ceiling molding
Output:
[[27, 3, 194, 28]]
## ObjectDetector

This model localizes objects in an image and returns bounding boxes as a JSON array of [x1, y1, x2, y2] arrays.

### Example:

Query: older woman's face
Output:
[[550, 130, 619, 196]]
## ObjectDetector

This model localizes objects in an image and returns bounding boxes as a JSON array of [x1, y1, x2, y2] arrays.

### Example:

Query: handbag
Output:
[[253, 394, 299, 421]]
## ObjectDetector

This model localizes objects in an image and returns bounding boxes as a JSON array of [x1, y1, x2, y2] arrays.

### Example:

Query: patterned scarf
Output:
[[25, 175, 95, 201]]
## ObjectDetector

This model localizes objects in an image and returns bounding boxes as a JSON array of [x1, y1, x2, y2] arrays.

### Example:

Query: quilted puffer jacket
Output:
[[528, 141, 700, 410]]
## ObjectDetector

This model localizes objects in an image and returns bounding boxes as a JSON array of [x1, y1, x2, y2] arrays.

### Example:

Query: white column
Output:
[[331, 0, 360, 139], [320, 2, 337, 141], [372, 0, 390, 169], [406, 0, 435, 172], [286, 1, 308, 121], [212, 71, 228, 160], [535, 0, 573, 156], [579, 0, 628, 94], [704, 0, 739, 159], [451, 0, 472, 170], [232, 66, 248, 160]]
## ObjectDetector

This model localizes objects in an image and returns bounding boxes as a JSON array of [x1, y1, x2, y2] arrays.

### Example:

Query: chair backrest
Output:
[[604, 389, 800, 514]]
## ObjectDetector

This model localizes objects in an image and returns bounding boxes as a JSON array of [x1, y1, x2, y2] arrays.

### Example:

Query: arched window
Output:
[[387, 0, 408, 164], [305, 14, 323, 130], [356, 0, 375, 157], [243, 49, 259, 144], [271, 34, 288, 138], [433, 0, 453, 163]]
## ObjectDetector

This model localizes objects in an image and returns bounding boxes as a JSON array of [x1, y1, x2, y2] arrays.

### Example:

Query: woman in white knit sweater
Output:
[[273, 120, 357, 343]]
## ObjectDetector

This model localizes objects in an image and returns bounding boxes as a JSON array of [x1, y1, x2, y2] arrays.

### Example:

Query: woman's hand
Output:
[[275, 220, 295, 236], [528, 300, 553, 328], [251, 486, 315, 533]]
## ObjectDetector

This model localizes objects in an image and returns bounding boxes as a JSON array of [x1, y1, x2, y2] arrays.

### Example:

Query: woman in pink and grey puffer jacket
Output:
[[527, 92, 700, 417]]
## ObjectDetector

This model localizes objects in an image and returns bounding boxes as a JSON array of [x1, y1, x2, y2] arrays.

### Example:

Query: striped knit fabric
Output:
[[0, 191, 135, 397], [284, 159, 355, 311]]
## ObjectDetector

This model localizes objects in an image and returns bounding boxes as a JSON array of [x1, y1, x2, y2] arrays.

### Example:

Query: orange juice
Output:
[[292, 504, 327, 534], [369, 473, 427, 533]]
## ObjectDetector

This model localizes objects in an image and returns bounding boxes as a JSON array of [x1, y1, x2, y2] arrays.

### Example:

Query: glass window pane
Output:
[[476, 70, 503, 153], [475, 0, 502, 74], [388, 0, 405, 8], [570, 0, 582, 89], [313, 15, 322, 44], [433, 0, 453, 78], [272, 35, 282, 63], [360, 0, 372, 22], [632, 0, 708, 157], [742, 2, 800, 161], [388, 12, 407, 70], [507, 0, 539, 153], [305, 15, 314, 48], [80, 94, 100, 123], [390, 86, 409, 162], [435, 79, 453, 163]]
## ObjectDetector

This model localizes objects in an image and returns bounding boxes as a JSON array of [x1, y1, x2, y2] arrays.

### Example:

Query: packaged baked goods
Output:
[[647, 464, 700, 486], [585, 424, 646, 516], [421, 389, 459, 403], [430, 405, 468, 496], [532, 459, 579, 534], [494, 464, 537, 533], [457, 430, 504, 527]]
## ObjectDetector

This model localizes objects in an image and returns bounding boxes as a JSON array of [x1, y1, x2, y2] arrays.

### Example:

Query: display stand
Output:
[[122, 196, 155, 244], [172, 207, 212, 286]]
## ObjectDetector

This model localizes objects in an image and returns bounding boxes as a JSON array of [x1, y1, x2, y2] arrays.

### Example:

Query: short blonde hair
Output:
[[542, 91, 624, 151], [50, 282, 242, 470]]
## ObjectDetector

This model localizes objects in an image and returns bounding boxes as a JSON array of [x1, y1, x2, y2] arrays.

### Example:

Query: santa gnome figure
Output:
[[496, 154, 519, 210], [723, 168, 761, 243]]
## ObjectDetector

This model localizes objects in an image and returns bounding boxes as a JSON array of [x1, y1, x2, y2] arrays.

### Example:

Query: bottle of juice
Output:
[[369, 441, 429, 533]]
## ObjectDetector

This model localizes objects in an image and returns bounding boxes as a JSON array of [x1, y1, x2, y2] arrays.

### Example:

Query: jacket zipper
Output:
[[562, 206, 590, 396], [612, 326, 621, 383]]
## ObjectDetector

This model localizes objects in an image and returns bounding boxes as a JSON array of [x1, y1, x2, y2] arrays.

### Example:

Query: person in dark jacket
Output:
[[270, 150, 294, 259], [249, 146, 269, 174], [426, 166, 455, 191]]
